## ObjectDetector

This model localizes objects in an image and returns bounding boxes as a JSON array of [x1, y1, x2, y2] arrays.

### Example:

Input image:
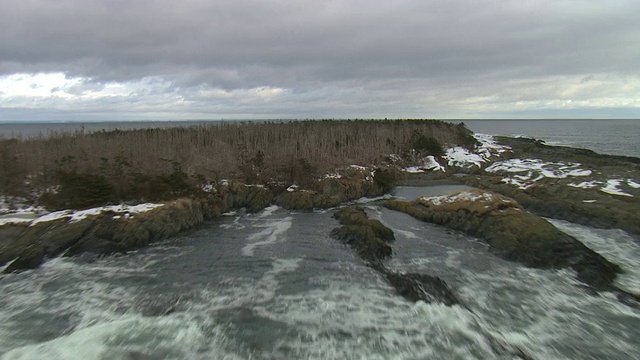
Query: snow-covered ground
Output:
[[569, 178, 638, 197], [443, 134, 511, 169], [402, 134, 510, 173], [404, 155, 445, 173], [0, 203, 164, 227], [485, 159, 592, 190], [485, 158, 638, 198]]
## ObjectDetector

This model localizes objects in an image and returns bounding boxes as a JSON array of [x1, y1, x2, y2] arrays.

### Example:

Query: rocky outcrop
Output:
[[329, 206, 461, 306], [460, 136, 640, 235], [383, 188, 638, 301], [0, 177, 390, 273], [328, 205, 531, 359], [378, 269, 460, 306], [330, 206, 394, 262]]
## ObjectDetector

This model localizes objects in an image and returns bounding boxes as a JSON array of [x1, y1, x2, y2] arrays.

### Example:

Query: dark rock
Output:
[[330, 206, 395, 262], [3, 244, 45, 273], [380, 270, 460, 306]]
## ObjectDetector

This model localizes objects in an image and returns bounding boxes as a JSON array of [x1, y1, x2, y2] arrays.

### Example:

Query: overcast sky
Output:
[[1, 0, 638, 121]]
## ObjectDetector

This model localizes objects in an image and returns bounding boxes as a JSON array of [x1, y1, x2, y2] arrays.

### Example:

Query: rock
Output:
[[384, 188, 622, 292], [461, 136, 640, 235], [330, 206, 394, 262], [380, 269, 460, 305], [3, 244, 45, 273], [0, 176, 392, 272]]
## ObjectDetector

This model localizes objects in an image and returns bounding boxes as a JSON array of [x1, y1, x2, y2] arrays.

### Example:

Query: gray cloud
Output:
[[1, 0, 639, 119]]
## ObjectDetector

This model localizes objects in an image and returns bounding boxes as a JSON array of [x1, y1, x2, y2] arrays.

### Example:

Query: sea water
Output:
[[1, 187, 639, 359]]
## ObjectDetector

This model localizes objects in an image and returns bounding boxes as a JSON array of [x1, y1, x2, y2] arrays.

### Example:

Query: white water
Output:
[[1, 196, 640, 359]]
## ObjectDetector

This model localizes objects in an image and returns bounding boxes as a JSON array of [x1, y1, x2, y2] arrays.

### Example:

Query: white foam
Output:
[[252, 277, 501, 359], [549, 219, 640, 293], [241, 217, 293, 256], [258, 205, 280, 218], [396, 229, 419, 239]]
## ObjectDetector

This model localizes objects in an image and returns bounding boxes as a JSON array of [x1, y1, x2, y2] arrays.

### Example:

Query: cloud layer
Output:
[[1, 0, 639, 120]]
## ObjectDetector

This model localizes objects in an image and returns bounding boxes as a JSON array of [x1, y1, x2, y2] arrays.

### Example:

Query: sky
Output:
[[0, 0, 639, 121]]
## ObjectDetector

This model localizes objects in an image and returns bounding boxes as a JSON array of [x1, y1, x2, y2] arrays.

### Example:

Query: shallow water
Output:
[[1, 187, 639, 359]]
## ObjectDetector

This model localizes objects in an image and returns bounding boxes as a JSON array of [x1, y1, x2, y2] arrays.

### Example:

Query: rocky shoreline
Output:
[[1, 176, 388, 273], [2, 133, 639, 298]]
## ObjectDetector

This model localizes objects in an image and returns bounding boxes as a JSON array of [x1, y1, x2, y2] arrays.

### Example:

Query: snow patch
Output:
[[421, 191, 496, 206], [601, 179, 633, 197], [485, 159, 592, 190], [29, 204, 164, 226], [627, 179, 640, 189], [404, 155, 445, 173], [444, 134, 511, 169], [568, 181, 599, 189], [444, 147, 484, 168]]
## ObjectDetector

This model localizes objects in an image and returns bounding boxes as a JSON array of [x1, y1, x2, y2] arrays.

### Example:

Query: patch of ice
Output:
[[582, 200, 597, 203], [600, 179, 633, 197], [286, 184, 299, 192], [350, 165, 367, 171]]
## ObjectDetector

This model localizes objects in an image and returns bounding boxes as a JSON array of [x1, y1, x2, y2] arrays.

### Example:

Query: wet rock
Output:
[[329, 206, 464, 308], [384, 188, 622, 292], [330, 206, 394, 262], [380, 270, 460, 306], [4, 244, 45, 273]]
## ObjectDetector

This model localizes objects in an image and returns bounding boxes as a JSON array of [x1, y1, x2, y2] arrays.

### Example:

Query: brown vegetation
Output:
[[0, 119, 474, 208]]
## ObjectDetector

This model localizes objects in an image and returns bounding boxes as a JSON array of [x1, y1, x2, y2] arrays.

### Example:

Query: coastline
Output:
[[1, 126, 639, 305]]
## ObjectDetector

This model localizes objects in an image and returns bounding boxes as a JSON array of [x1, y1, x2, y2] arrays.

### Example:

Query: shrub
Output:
[[373, 167, 397, 192], [411, 133, 444, 156]]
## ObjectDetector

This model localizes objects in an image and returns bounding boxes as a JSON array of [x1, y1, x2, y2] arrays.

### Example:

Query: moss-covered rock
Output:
[[1, 175, 393, 273], [462, 136, 640, 236], [384, 188, 622, 292], [330, 206, 394, 262]]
